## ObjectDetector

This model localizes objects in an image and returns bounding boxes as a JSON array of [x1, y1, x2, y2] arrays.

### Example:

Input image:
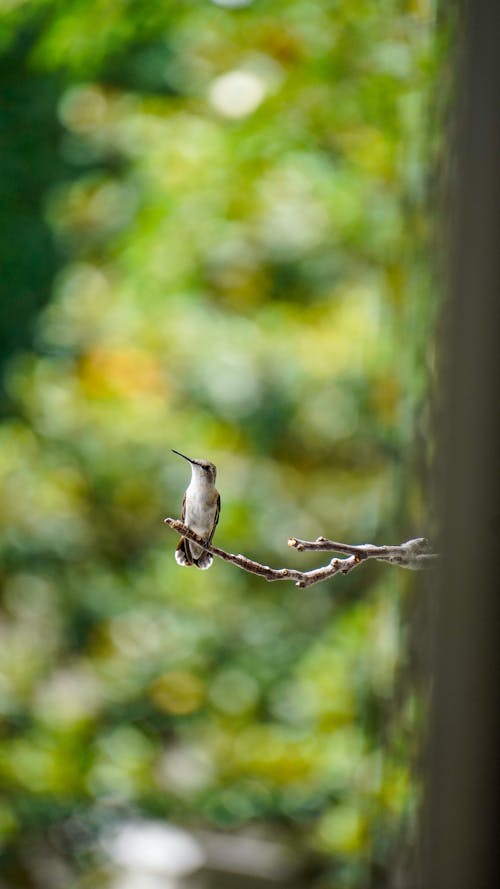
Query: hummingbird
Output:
[[172, 449, 220, 570]]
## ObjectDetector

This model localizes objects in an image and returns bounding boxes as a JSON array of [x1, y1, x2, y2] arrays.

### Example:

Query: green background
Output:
[[0, 1, 437, 886]]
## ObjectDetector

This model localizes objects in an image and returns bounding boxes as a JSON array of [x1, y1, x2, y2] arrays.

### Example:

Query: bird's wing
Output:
[[178, 492, 193, 563], [207, 493, 220, 545]]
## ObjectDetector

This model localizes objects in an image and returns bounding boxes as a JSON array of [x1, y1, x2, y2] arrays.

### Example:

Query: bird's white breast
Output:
[[184, 481, 218, 537]]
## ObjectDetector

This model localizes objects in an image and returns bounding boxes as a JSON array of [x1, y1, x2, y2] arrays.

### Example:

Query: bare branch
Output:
[[163, 519, 438, 589], [287, 535, 438, 570]]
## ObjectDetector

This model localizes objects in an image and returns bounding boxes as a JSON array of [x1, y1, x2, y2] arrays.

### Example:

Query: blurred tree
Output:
[[0, 25, 68, 406], [0, 2, 437, 888]]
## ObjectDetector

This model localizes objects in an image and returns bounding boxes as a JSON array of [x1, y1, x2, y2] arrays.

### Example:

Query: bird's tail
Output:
[[194, 551, 213, 570], [175, 538, 213, 570], [175, 537, 193, 567]]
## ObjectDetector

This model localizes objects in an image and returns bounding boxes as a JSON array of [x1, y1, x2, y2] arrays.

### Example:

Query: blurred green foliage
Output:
[[0, 1, 436, 887]]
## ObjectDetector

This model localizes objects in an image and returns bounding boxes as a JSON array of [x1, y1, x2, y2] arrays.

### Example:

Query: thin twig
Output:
[[163, 519, 437, 589], [287, 535, 438, 569]]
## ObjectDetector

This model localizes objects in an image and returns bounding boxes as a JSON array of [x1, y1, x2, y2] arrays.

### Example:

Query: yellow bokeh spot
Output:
[[317, 804, 367, 855], [80, 347, 166, 399], [149, 671, 205, 715]]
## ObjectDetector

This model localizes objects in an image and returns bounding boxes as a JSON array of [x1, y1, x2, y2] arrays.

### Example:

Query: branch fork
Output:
[[163, 518, 437, 589]]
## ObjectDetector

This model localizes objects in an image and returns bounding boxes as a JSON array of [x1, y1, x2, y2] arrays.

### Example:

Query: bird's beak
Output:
[[172, 448, 196, 464]]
